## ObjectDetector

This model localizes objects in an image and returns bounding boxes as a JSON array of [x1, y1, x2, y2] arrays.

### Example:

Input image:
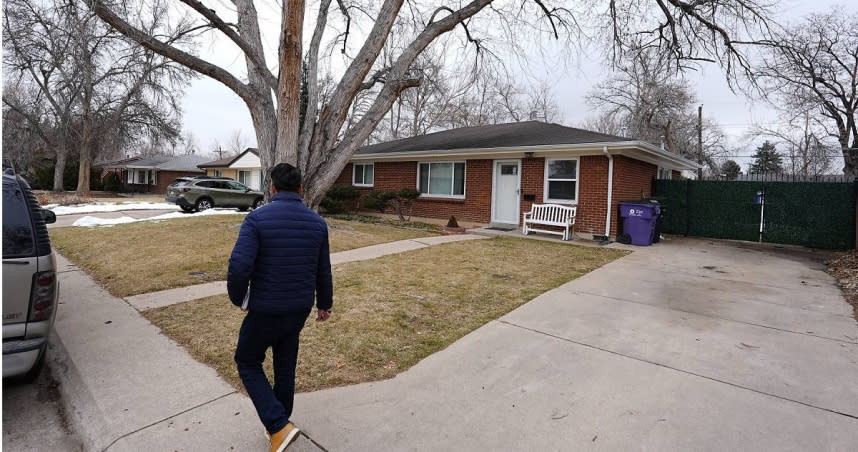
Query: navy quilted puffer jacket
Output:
[[227, 191, 333, 314]]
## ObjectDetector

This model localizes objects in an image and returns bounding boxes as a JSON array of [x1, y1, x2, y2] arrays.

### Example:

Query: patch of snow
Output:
[[72, 216, 138, 227], [50, 202, 179, 216], [71, 208, 247, 227]]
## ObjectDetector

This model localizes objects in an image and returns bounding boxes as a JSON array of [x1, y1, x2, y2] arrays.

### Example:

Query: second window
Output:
[[418, 162, 465, 197]]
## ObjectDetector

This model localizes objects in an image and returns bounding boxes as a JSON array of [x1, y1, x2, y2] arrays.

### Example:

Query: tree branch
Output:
[[88, 0, 253, 103]]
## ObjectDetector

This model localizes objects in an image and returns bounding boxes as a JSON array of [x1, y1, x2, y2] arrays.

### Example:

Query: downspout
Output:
[[603, 146, 614, 238]]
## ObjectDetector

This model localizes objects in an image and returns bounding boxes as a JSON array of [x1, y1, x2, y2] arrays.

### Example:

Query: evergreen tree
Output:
[[748, 141, 784, 174], [721, 160, 742, 179]]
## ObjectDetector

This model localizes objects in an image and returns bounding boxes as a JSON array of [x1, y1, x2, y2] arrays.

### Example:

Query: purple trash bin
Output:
[[619, 203, 660, 246]]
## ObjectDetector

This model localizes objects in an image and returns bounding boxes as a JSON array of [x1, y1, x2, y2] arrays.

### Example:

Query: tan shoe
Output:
[[269, 422, 300, 452]]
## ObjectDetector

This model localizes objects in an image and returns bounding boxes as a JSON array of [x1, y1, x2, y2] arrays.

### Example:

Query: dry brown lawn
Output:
[[143, 237, 626, 393], [50, 215, 437, 297]]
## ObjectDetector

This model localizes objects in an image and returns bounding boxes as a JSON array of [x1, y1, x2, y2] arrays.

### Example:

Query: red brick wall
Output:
[[334, 160, 493, 223], [610, 156, 658, 236], [519, 158, 545, 223], [555, 155, 656, 237]]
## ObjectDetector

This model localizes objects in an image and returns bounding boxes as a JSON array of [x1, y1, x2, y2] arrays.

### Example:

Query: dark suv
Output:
[[3, 172, 59, 381], [166, 176, 264, 212]]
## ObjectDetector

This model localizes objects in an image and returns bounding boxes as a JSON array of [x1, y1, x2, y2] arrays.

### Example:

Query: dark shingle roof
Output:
[[356, 121, 630, 155]]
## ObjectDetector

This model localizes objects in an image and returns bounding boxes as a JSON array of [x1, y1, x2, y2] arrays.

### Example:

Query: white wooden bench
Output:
[[522, 204, 577, 241]]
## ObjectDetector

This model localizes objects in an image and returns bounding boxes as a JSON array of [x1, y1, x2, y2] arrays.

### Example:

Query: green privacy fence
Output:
[[653, 179, 857, 249]]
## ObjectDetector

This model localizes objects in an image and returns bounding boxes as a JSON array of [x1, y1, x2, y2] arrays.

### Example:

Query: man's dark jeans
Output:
[[235, 310, 310, 434]]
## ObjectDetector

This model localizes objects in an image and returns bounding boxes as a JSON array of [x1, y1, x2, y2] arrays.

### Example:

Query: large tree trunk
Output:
[[275, 0, 304, 165], [53, 148, 66, 192], [76, 117, 93, 196], [235, 0, 278, 199], [249, 103, 278, 198]]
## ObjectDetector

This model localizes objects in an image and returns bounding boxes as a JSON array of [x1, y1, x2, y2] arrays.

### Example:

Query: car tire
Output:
[[180, 205, 194, 213], [252, 198, 263, 209], [21, 344, 47, 383], [238, 206, 249, 212], [195, 198, 213, 212]]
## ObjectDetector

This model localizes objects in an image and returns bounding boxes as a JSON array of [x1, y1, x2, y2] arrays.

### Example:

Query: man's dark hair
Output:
[[270, 163, 301, 192]]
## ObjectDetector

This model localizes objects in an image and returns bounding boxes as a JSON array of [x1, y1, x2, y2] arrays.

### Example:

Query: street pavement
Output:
[[2, 369, 83, 451]]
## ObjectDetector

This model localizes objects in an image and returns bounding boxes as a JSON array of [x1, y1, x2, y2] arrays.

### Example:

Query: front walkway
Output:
[[124, 234, 486, 311], [293, 237, 858, 450]]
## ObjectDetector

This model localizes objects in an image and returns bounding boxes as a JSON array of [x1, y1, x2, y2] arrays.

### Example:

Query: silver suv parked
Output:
[[3, 172, 59, 381], [166, 176, 264, 212]]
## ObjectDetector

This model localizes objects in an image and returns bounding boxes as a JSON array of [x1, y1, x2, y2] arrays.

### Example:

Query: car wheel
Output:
[[238, 206, 249, 212], [21, 344, 47, 383], [180, 205, 194, 213], [195, 198, 213, 211], [252, 198, 263, 209]]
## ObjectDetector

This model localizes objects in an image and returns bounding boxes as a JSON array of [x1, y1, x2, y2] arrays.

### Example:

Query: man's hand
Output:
[[316, 309, 332, 322]]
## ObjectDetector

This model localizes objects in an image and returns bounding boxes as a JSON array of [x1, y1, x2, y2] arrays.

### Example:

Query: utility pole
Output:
[[697, 105, 703, 180], [216, 146, 224, 159]]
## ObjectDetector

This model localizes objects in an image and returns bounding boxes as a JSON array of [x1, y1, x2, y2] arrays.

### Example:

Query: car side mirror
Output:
[[40, 209, 56, 224]]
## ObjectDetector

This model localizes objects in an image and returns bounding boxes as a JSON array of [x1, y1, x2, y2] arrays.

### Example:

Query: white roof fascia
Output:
[[352, 141, 701, 170]]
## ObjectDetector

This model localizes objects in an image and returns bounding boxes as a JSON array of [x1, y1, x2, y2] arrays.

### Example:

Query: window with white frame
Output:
[[238, 170, 252, 186], [138, 170, 147, 184], [352, 163, 374, 186], [544, 158, 578, 203], [214, 169, 222, 177], [657, 167, 672, 179], [418, 162, 465, 197]]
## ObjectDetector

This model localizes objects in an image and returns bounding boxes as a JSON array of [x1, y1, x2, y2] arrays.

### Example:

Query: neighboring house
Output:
[[335, 121, 699, 238], [197, 148, 263, 190], [101, 154, 210, 194]]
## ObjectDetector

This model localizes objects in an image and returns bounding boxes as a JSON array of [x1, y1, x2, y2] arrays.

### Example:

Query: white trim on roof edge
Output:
[[351, 140, 701, 171]]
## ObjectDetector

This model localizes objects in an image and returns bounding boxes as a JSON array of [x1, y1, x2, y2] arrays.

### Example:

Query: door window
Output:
[[500, 164, 518, 175]]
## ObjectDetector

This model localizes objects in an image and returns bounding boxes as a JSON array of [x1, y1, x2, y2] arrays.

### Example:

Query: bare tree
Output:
[[752, 110, 837, 178], [586, 47, 728, 172], [89, 0, 773, 207], [755, 9, 857, 177], [226, 129, 250, 155], [3, 0, 190, 194], [578, 114, 627, 137]]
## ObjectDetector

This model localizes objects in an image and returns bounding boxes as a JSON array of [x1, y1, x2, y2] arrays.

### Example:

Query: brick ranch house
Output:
[[101, 154, 210, 194], [335, 121, 699, 238]]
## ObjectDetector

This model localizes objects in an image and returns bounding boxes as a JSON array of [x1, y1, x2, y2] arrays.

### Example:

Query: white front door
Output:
[[492, 160, 521, 224]]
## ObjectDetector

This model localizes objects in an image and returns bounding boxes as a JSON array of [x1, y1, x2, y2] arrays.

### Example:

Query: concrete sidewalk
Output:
[[49, 254, 324, 451], [125, 234, 486, 311], [293, 237, 858, 451]]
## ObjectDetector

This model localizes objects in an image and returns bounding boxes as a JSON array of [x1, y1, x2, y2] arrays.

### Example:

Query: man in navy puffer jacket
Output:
[[228, 163, 333, 451]]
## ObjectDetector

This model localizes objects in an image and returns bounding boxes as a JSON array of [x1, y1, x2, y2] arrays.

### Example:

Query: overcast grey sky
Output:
[[180, 0, 854, 171]]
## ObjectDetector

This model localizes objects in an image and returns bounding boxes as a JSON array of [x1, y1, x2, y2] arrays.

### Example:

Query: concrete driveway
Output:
[[294, 237, 858, 451]]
